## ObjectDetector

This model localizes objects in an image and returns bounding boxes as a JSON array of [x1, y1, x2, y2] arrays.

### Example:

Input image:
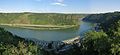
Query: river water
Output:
[[1, 21, 95, 41]]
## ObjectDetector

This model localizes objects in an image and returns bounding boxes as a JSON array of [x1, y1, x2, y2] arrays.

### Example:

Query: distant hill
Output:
[[82, 11, 120, 23], [0, 13, 86, 25]]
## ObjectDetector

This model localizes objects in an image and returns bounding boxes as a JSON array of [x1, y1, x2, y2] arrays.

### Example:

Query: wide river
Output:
[[1, 21, 95, 41]]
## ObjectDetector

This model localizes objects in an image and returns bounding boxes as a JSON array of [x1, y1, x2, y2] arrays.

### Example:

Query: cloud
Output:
[[51, 0, 67, 6], [51, 2, 67, 6]]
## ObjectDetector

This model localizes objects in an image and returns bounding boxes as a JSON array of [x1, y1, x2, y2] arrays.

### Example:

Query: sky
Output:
[[0, 0, 120, 13]]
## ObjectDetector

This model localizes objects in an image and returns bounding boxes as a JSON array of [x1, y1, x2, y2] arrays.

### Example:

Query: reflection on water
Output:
[[79, 21, 95, 37], [1, 21, 95, 41]]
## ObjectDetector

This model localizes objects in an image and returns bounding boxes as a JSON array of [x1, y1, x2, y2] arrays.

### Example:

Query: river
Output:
[[0, 21, 95, 41]]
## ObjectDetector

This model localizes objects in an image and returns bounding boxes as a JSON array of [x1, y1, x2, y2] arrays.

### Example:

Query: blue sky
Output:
[[0, 0, 120, 13]]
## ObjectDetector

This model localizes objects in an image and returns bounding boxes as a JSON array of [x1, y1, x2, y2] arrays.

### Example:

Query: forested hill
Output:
[[82, 11, 120, 23], [0, 13, 86, 25]]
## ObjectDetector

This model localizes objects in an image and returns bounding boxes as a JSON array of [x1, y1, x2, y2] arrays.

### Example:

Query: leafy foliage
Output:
[[78, 12, 120, 55], [79, 31, 111, 55], [0, 28, 44, 55]]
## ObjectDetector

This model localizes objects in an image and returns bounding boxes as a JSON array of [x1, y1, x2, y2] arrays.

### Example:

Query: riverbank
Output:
[[0, 24, 79, 30]]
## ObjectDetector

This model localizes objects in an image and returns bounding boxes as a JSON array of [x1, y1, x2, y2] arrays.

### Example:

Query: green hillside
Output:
[[0, 13, 85, 25], [82, 11, 120, 23], [76, 12, 120, 55]]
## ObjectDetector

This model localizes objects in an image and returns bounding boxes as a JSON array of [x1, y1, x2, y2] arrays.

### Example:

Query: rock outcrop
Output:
[[28, 36, 81, 54]]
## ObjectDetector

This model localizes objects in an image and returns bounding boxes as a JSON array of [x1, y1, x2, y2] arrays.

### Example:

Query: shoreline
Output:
[[0, 24, 79, 30]]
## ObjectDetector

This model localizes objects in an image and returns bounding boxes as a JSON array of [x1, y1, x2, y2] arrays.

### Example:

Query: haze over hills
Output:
[[0, 0, 120, 13]]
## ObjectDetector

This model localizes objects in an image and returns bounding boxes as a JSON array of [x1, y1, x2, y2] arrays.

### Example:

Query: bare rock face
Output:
[[63, 36, 80, 44], [30, 36, 81, 55]]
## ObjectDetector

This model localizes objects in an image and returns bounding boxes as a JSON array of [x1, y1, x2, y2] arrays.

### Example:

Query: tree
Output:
[[80, 31, 111, 55]]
